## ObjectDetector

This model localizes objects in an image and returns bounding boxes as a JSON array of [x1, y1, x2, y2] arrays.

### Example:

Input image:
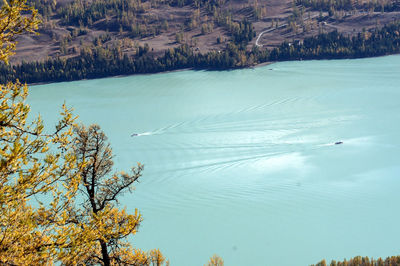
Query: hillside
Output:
[[12, 0, 400, 64]]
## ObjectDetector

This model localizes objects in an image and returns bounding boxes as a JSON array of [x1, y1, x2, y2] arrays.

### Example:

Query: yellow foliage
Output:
[[0, 0, 39, 64], [69, 124, 163, 265], [150, 249, 166, 266], [207, 254, 224, 266], [0, 1, 166, 265], [0, 77, 77, 264]]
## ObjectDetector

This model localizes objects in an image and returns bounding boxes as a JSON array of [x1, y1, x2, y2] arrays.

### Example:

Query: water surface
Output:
[[29, 55, 400, 265]]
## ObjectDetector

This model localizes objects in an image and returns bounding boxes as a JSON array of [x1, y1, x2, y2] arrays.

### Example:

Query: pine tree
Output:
[[0, 1, 167, 264]]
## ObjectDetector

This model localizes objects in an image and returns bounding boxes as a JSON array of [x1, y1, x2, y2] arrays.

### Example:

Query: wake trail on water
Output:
[[131, 96, 320, 138], [131, 122, 186, 136], [317, 136, 374, 147], [136, 132, 153, 136]]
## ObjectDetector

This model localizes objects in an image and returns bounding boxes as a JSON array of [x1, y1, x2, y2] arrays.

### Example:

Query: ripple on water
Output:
[[29, 55, 400, 266]]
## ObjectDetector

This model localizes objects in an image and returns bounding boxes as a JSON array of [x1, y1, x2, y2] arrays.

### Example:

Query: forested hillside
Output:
[[3, 21, 400, 84], [5, 0, 400, 83]]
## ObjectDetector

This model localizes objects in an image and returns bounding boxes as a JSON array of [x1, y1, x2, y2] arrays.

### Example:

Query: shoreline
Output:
[[26, 53, 399, 87], [28, 67, 196, 86], [28, 62, 274, 87], [6, 16, 400, 87], [29, 61, 279, 87]]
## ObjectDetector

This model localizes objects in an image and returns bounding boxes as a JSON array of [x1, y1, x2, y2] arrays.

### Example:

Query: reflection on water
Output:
[[29, 55, 400, 265]]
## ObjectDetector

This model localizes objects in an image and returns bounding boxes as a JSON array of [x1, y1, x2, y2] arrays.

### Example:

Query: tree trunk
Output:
[[100, 240, 111, 266]]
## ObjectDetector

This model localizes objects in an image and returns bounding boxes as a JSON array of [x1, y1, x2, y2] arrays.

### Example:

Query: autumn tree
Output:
[[206, 254, 224, 266], [70, 124, 167, 265], [0, 0, 39, 63], [0, 80, 78, 264], [0, 0, 78, 264], [0, 1, 166, 264]]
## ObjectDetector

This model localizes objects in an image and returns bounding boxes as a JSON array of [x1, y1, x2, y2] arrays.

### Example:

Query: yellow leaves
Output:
[[0, 3, 167, 264], [0, 0, 40, 64], [41, 146, 49, 153], [150, 249, 166, 266], [90, 206, 142, 242], [0, 199, 53, 265], [130, 248, 151, 265], [108, 247, 168, 266], [0, 56, 79, 265], [206, 254, 224, 266], [68, 124, 170, 265]]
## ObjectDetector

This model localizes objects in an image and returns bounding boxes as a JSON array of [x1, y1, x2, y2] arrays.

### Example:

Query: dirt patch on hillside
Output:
[[10, 0, 400, 64]]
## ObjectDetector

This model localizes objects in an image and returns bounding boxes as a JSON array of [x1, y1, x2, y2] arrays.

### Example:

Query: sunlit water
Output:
[[29, 55, 400, 265]]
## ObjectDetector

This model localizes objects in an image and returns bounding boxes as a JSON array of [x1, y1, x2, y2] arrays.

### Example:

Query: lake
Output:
[[29, 55, 400, 265]]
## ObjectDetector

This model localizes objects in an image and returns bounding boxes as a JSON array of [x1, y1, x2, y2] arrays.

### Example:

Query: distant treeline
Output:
[[270, 22, 400, 60], [296, 0, 400, 12], [0, 43, 267, 84], [2, 21, 400, 84], [312, 255, 400, 266]]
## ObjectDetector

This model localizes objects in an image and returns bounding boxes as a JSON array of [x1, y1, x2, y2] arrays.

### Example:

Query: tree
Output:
[[312, 255, 400, 266], [70, 124, 167, 265], [0, 1, 166, 264], [0, 79, 77, 264], [0, 0, 39, 63], [0, 1, 78, 264], [176, 31, 184, 44], [206, 254, 224, 266]]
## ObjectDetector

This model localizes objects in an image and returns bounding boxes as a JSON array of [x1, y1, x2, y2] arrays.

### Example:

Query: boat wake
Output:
[[131, 132, 153, 137]]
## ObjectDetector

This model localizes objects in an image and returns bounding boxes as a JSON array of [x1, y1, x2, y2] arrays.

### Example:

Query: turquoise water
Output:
[[29, 55, 400, 265]]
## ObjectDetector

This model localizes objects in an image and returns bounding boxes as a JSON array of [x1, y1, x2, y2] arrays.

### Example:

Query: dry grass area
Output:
[[11, 0, 400, 64]]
